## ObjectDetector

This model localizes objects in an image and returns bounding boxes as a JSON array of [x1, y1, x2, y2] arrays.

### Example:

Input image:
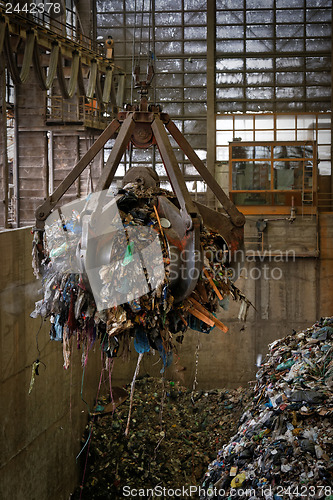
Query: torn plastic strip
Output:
[[28, 360, 40, 394], [125, 352, 144, 437], [77, 57, 86, 97], [95, 64, 105, 111], [102, 66, 113, 103], [86, 59, 97, 99], [116, 73, 125, 108], [3, 24, 21, 84], [20, 30, 35, 83], [33, 40, 59, 91], [68, 51, 80, 98], [4, 28, 35, 84], [56, 47, 80, 99]]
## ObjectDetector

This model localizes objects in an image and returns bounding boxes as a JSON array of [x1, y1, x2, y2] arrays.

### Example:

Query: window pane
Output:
[[216, 146, 229, 160], [216, 58, 244, 71], [277, 130, 296, 140], [318, 145, 331, 160], [234, 115, 253, 130], [255, 130, 274, 141], [276, 9, 304, 23], [246, 25, 274, 38], [216, 72, 244, 85], [276, 57, 304, 69], [232, 192, 272, 205], [317, 129, 331, 144], [217, 26, 244, 38], [232, 161, 271, 190], [254, 146, 271, 158], [318, 161, 331, 175], [217, 87, 244, 99], [246, 10, 273, 24], [216, 130, 234, 145], [255, 115, 274, 129], [274, 162, 303, 190], [231, 145, 254, 158], [297, 115, 316, 128], [236, 131, 254, 141], [216, 116, 234, 130], [276, 115, 296, 128], [247, 58, 273, 70], [246, 73, 274, 85]]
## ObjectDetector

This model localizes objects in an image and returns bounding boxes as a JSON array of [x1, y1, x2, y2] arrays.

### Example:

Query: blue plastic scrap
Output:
[[134, 328, 151, 354]]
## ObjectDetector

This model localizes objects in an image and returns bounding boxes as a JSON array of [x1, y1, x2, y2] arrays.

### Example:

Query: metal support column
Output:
[[13, 85, 19, 227], [0, 63, 8, 228], [331, 18, 333, 206], [206, 0, 216, 209]]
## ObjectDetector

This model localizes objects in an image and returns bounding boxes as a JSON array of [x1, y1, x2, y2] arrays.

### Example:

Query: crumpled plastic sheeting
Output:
[[31, 185, 247, 370], [202, 317, 333, 498]]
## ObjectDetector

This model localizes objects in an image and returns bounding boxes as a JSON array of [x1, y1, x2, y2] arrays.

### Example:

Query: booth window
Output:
[[229, 141, 316, 208]]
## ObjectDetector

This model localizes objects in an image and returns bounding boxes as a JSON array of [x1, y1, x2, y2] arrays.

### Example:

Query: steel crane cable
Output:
[[148, 0, 152, 57], [130, 0, 138, 105], [149, 0, 156, 103], [137, 0, 145, 68], [129, 0, 138, 171]]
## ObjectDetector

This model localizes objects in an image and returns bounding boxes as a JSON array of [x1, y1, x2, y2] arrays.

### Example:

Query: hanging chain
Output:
[[190, 332, 200, 405]]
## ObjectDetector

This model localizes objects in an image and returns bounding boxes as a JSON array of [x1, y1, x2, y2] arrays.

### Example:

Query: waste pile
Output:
[[71, 376, 251, 499], [202, 318, 333, 499], [31, 184, 248, 371]]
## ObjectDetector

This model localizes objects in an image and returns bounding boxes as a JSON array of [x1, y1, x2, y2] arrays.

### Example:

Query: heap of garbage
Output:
[[71, 376, 251, 499], [31, 185, 248, 370], [202, 318, 333, 499]]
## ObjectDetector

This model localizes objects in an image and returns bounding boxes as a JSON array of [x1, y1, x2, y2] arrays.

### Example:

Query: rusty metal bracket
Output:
[[133, 59, 155, 96]]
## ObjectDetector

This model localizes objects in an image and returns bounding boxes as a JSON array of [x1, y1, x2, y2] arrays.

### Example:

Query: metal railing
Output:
[[47, 95, 110, 129], [0, 1, 104, 55]]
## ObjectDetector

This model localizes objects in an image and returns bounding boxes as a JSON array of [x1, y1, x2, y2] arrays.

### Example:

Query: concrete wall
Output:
[[0, 215, 332, 497], [109, 213, 333, 389], [0, 227, 101, 500]]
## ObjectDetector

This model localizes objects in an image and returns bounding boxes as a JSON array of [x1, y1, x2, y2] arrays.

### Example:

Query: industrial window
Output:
[[229, 141, 316, 210], [65, 0, 77, 40], [216, 112, 331, 176], [96, 0, 208, 201], [216, 0, 331, 113]]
